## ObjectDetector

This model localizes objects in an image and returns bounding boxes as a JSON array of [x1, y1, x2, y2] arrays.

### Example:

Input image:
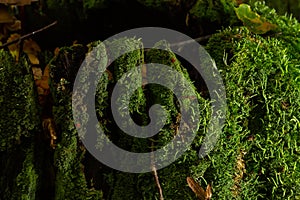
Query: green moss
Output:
[[260, 0, 300, 21], [83, 0, 108, 10], [12, 144, 39, 200], [188, 0, 240, 27], [0, 50, 41, 151], [204, 3, 300, 198], [1, 2, 299, 199], [50, 45, 103, 200], [101, 38, 212, 199], [52, 93, 103, 200]]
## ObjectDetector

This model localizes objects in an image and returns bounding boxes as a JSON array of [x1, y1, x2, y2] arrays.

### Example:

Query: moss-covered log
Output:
[[0, 49, 42, 199], [1, 1, 300, 199]]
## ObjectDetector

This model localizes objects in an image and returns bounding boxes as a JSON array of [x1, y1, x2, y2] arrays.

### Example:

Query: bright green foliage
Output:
[[250, 1, 300, 54], [0, 50, 41, 151], [205, 3, 300, 198]]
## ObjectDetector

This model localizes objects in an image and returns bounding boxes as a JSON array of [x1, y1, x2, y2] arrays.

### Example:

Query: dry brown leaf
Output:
[[27, 53, 39, 65], [4, 20, 21, 31], [7, 33, 20, 62], [23, 39, 41, 64], [23, 38, 41, 54], [42, 118, 57, 149], [36, 86, 44, 95], [35, 76, 49, 90], [187, 177, 212, 200], [35, 65, 50, 92], [43, 64, 50, 78], [54, 47, 60, 57], [0, 0, 38, 6], [0, 6, 14, 23], [32, 66, 42, 80], [105, 69, 113, 81]]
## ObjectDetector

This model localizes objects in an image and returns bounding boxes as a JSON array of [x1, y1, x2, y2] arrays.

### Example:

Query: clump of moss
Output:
[[12, 143, 39, 200], [0, 49, 55, 199], [52, 95, 103, 200], [0, 50, 41, 151], [50, 45, 103, 200], [99, 38, 212, 199], [204, 2, 300, 199]]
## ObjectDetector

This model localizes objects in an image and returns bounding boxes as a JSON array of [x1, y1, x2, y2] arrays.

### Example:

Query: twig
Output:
[[143, 34, 212, 52], [151, 142, 164, 200], [170, 34, 212, 47], [0, 21, 58, 49]]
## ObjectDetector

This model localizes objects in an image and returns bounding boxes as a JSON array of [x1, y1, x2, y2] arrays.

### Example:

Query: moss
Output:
[[0, 50, 41, 151], [101, 38, 212, 199], [50, 45, 103, 200], [204, 3, 300, 198], [261, 0, 300, 21], [52, 89, 103, 200], [2, 2, 299, 199], [12, 143, 39, 200], [187, 0, 241, 34], [83, 0, 108, 10]]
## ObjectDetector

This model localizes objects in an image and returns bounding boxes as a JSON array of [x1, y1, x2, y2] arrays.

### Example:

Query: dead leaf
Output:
[[7, 33, 20, 62], [54, 47, 60, 57], [42, 118, 57, 149], [4, 20, 21, 32], [105, 69, 113, 81], [35, 65, 50, 91], [187, 177, 212, 200], [0, 6, 14, 23], [35, 77, 49, 90], [23, 39, 41, 64], [32, 66, 42, 80], [36, 86, 44, 95], [0, 0, 38, 6], [43, 64, 50, 78]]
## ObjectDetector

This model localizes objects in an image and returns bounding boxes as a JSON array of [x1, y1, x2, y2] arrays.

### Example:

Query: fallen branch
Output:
[[0, 21, 58, 49]]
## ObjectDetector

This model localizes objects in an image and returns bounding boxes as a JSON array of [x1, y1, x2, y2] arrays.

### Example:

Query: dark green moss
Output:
[[50, 44, 104, 199], [0, 50, 41, 151]]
